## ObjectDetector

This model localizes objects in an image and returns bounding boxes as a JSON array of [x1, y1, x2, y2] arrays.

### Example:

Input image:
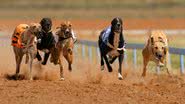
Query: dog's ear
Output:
[[29, 25, 36, 31], [69, 23, 72, 27], [158, 36, 165, 43], [151, 37, 154, 45], [22, 25, 29, 29], [60, 22, 65, 27], [67, 21, 72, 27]]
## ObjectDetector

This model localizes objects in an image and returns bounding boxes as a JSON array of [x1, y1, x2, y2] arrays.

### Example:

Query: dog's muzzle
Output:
[[114, 24, 121, 33], [157, 61, 165, 67], [155, 52, 163, 61]]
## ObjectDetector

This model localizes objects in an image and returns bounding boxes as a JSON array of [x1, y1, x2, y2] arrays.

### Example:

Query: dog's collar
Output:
[[28, 30, 34, 34], [42, 29, 52, 33], [58, 36, 72, 42]]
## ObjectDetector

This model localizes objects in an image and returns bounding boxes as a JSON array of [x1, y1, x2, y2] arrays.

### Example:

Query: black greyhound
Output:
[[36, 18, 56, 65], [98, 17, 125, 80]]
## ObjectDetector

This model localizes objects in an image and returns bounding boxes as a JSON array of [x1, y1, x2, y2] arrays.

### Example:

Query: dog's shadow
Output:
[[5, 74, 26, 80], [5, 73, 42, 80]]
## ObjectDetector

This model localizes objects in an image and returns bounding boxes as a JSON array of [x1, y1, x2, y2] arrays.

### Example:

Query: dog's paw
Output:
[[41, 61, 47, 65], [42, 49, 50, 53], [60, 77, 65, 81], [108, 66, 113, 72], [101, 65, 104, 71], [118, 73, 123, 80], [30, 77, 33, 80]]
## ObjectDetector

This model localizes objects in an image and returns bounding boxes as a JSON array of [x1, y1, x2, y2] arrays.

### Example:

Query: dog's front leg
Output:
[[118, 54, 123, 80], [42, 52, 50, 65], [13, 47, 24, 79], [58, 50, 64, 81], [15, 54, 23, 79], [117, 43, 125, 79]]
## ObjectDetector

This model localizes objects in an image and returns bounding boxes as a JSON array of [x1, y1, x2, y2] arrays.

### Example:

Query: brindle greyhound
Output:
[[12, 23, 41, 80], [50, 21, 74, 80]]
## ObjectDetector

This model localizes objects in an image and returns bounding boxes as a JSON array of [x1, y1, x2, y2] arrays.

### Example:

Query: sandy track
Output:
[[0, 19, 185, 104], [0, 69, 185, 104], [0, 44, 185, 104]]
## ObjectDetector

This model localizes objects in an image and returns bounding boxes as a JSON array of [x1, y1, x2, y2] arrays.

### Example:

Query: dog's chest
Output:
[[113, 33, 119, 48]]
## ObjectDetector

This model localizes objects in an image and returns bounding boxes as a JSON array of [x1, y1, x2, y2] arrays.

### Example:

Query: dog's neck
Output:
[[42, 29, 52, 33], [108, 31, 120, 48], [28, 29, 35, 36], [113, 32, 120, 48]]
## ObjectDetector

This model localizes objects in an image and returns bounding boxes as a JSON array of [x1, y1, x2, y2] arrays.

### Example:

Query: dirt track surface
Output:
[[1, 19, 185, 104], [0, 73, 185, 104], [1, 45, 185, 104]]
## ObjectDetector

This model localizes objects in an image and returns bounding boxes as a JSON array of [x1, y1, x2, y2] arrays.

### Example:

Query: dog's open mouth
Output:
[[114, 28, 121, 33], [154, 56, 164, 67], [158, 62, 164, 67]]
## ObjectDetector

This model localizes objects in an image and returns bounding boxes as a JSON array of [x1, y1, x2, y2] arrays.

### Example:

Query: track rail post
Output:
[[180, 54, 184, 74]]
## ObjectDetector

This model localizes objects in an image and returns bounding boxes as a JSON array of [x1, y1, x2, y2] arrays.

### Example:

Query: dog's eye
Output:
[[155, 47, 158, 49]]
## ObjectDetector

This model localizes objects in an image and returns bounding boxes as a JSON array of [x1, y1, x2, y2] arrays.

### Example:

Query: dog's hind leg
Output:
[[141, 57, 149, 77], [118, 54, 123, 80], [28, 53, 34, 80], [15, 55, 23, 78], [100, 53, 105, 71], [98, 38, 105, 71], [13, 48, 24, 80], [103, 55, 113, 72]]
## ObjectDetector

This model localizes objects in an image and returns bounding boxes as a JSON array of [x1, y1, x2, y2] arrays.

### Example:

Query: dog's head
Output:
[[150, 31, 168, 62], [111, 17, 123, 33], [40, 18, 52, 33], [56, 21, 72, 38], [152, 41, 167, 61], [29, 23, 42, 35]]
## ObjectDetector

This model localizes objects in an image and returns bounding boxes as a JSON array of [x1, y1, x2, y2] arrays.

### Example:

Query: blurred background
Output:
[[0, 0, 184, 19], [0, 0, 184, 43], [0, 0, 185, 70]]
